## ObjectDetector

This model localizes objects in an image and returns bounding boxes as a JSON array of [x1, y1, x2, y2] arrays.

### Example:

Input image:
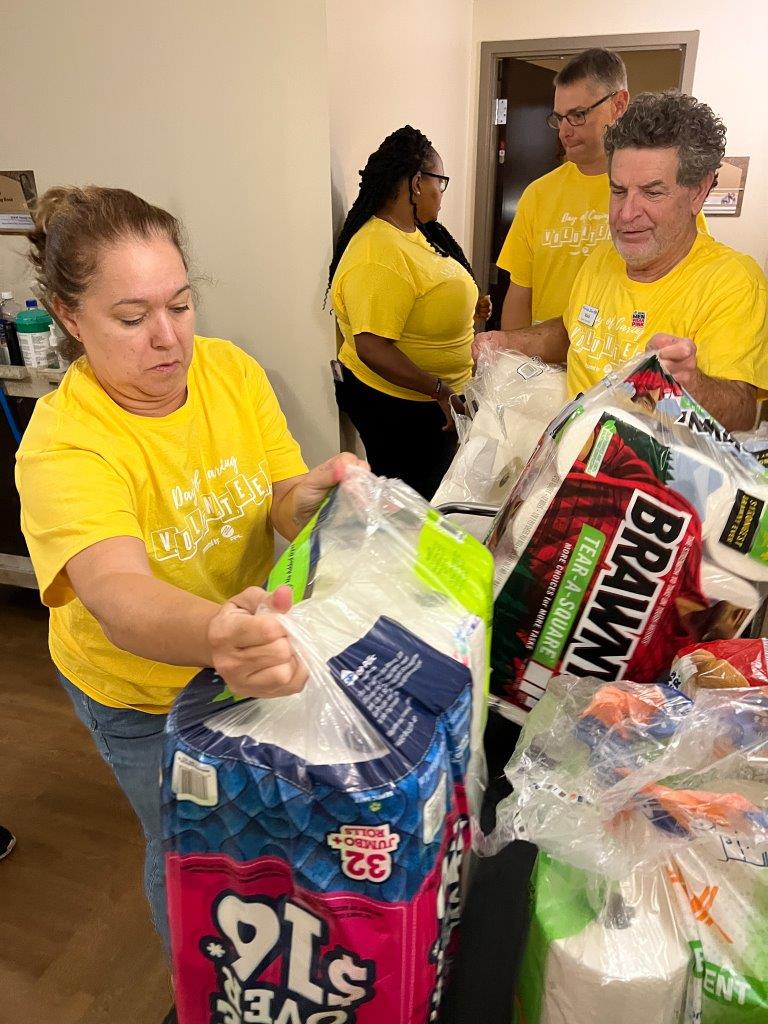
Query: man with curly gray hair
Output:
[[478, 91, 768, 432]]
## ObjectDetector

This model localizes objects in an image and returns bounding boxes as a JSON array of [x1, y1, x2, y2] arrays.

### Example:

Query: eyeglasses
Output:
[[420, 170, 450, 192], [546, 92, 617, 129]]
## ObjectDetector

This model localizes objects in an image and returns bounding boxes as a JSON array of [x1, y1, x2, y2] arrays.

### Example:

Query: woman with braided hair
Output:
[[329, 125, 491, 499]]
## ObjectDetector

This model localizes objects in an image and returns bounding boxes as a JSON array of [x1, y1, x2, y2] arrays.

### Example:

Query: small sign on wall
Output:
[[0, 170, 37, 232], [703, 157, 749, 217]]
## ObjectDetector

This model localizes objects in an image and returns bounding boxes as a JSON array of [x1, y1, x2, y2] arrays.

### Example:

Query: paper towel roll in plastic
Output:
[[435, 350, 567, 525], [667, 442, 732, 539], [540, 880, 690, 1024], [700, 561, 761, 618], [554, 404, 653, 479], [704, 484, 768, 582]]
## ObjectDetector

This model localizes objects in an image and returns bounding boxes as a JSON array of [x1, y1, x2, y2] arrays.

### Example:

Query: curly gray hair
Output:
[[604, 90, 726, 188]]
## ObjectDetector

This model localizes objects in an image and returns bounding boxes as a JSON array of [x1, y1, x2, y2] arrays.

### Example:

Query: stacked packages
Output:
[[494, 674, 768, 1024], [161, 468, 493, 1024], [484, 353, 768, 725]]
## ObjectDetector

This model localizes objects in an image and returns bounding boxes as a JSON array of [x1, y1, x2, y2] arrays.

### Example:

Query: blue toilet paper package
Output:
[[161, 468, 493, 1024]]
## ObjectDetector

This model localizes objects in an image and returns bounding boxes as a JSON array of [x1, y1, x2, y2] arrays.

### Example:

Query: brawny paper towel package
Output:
[[486, 354, 768, 725], [433, 349, 568, 538], [161, 468, 494, 1024], [489, 676, 768, 1024]]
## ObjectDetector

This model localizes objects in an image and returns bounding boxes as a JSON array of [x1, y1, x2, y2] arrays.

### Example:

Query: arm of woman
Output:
[[355, 332, 464, 427], [66, 537, 306, 696]]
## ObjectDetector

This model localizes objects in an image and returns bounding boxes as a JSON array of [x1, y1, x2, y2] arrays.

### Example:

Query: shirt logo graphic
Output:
[[632, 310, 646, 328]]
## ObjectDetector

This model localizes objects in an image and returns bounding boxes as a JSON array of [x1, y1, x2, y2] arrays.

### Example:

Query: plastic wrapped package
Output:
[[161, 468, 494, 1024], [516, 855, 690, 1024], [490, 675, 768, 1024], [432, 349, 568, 538], [735, 423, 768, 470], [671, 638, 768, 693], [486, 352, 768, 725]]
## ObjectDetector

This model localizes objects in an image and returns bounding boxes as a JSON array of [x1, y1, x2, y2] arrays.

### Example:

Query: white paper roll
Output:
[[666, 442, 732, 540], [540, 879, 690, 1024], [700, 560, 762, 618], [554, 404, 653, 479], [703, 486, 768, 582]]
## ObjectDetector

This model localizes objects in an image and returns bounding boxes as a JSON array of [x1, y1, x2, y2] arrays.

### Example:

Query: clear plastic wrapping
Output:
[[485, 352, 768, 725], [432, 348, 568, 538], [491, 675, 768, 1023], [161, 467, 494, 1024]]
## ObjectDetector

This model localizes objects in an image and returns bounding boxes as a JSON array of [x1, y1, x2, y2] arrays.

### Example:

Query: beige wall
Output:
[[326, 0, 474, 248], [471, 0, 768, 271], [0, 0, 338, 467]]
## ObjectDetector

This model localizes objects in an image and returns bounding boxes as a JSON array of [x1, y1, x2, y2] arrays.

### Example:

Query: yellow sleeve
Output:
[[15, 448, 144, 607], [495, 185, 535, 287], [694, 273, 768, 391], [336, 262, 416, 342], [248, 361, 308, 482]]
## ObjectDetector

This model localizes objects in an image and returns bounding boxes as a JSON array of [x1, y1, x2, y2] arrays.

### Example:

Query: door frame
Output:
[[472, 31, 700, 291]]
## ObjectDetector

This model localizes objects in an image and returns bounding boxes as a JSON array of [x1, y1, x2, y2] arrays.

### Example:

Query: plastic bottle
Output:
[[16, 299, 54, 368], [0, 292, 24, 366], [48, 321, 69, 370]]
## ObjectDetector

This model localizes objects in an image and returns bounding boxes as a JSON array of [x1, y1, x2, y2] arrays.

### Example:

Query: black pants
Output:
[[335, 367, 458, 501]]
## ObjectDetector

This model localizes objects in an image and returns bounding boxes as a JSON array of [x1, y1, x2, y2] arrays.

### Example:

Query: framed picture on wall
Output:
[[703, 157, 749, 217], [0, 170, 37, 232]]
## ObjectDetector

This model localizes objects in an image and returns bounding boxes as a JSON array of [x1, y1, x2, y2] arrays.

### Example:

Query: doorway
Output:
[[472, 32, 699, 326]]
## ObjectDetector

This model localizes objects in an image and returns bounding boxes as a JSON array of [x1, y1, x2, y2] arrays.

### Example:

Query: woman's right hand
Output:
[[437, 387, 466, 432], [207, 584, 307, 698]]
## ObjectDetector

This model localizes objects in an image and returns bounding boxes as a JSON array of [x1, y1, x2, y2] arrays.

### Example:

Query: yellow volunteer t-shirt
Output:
[[16, 337, 307, 713], [564, 233, 768, 396], [497, 161, 708, 323], [333, 216, 478, 401], [497, 162, 610, 323]]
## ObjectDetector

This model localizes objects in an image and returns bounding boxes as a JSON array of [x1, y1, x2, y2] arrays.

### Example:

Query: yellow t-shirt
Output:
[[564, 233, 768, 397], [16, 337, 307, 713], [333, 216, 478, 401], [496, 161, 708, 323]]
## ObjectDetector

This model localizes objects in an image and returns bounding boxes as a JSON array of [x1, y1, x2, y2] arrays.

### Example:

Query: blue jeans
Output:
[[58, 673, 170, 955]]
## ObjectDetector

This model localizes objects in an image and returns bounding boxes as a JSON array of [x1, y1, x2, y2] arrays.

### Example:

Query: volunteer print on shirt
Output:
[[152, 456, 272, 562], [541, 208, 609, 256]]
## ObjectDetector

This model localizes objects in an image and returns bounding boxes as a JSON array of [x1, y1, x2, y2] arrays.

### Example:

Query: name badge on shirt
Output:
[[578, 304, 599, 328]]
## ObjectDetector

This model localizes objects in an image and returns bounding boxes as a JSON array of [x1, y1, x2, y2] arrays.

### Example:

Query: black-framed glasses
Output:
[[420, 170, 450, 192], [546, 91, 617, 129]]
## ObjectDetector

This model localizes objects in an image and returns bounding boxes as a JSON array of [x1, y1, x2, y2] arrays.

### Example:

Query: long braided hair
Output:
[[326, 125, 474, 301]]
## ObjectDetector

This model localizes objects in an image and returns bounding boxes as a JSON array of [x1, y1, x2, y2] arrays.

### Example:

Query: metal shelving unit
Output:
[[0, 364, 63, 588]]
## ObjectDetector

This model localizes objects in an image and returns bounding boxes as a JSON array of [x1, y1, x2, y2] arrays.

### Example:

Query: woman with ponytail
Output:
[[16, 186, 363, 958], [329, 126, 491, 500]]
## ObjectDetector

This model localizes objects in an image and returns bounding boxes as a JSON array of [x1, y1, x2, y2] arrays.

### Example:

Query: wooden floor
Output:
[[0, 587, 170, 1023]]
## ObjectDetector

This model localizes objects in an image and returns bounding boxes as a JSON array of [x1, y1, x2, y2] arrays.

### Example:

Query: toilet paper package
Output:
[[489, 675, 768, 1024], [486, 353, 768, 725], [161, 468, 494, 1024], [432, 349, 568, 538], [515, 855, 690, 1024], [671, 638, 768, 693]]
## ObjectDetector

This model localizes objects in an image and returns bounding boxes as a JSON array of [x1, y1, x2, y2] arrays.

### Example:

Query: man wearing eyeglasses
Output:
[[476, 91, 768, 433], [496, 48, 630, 331]]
